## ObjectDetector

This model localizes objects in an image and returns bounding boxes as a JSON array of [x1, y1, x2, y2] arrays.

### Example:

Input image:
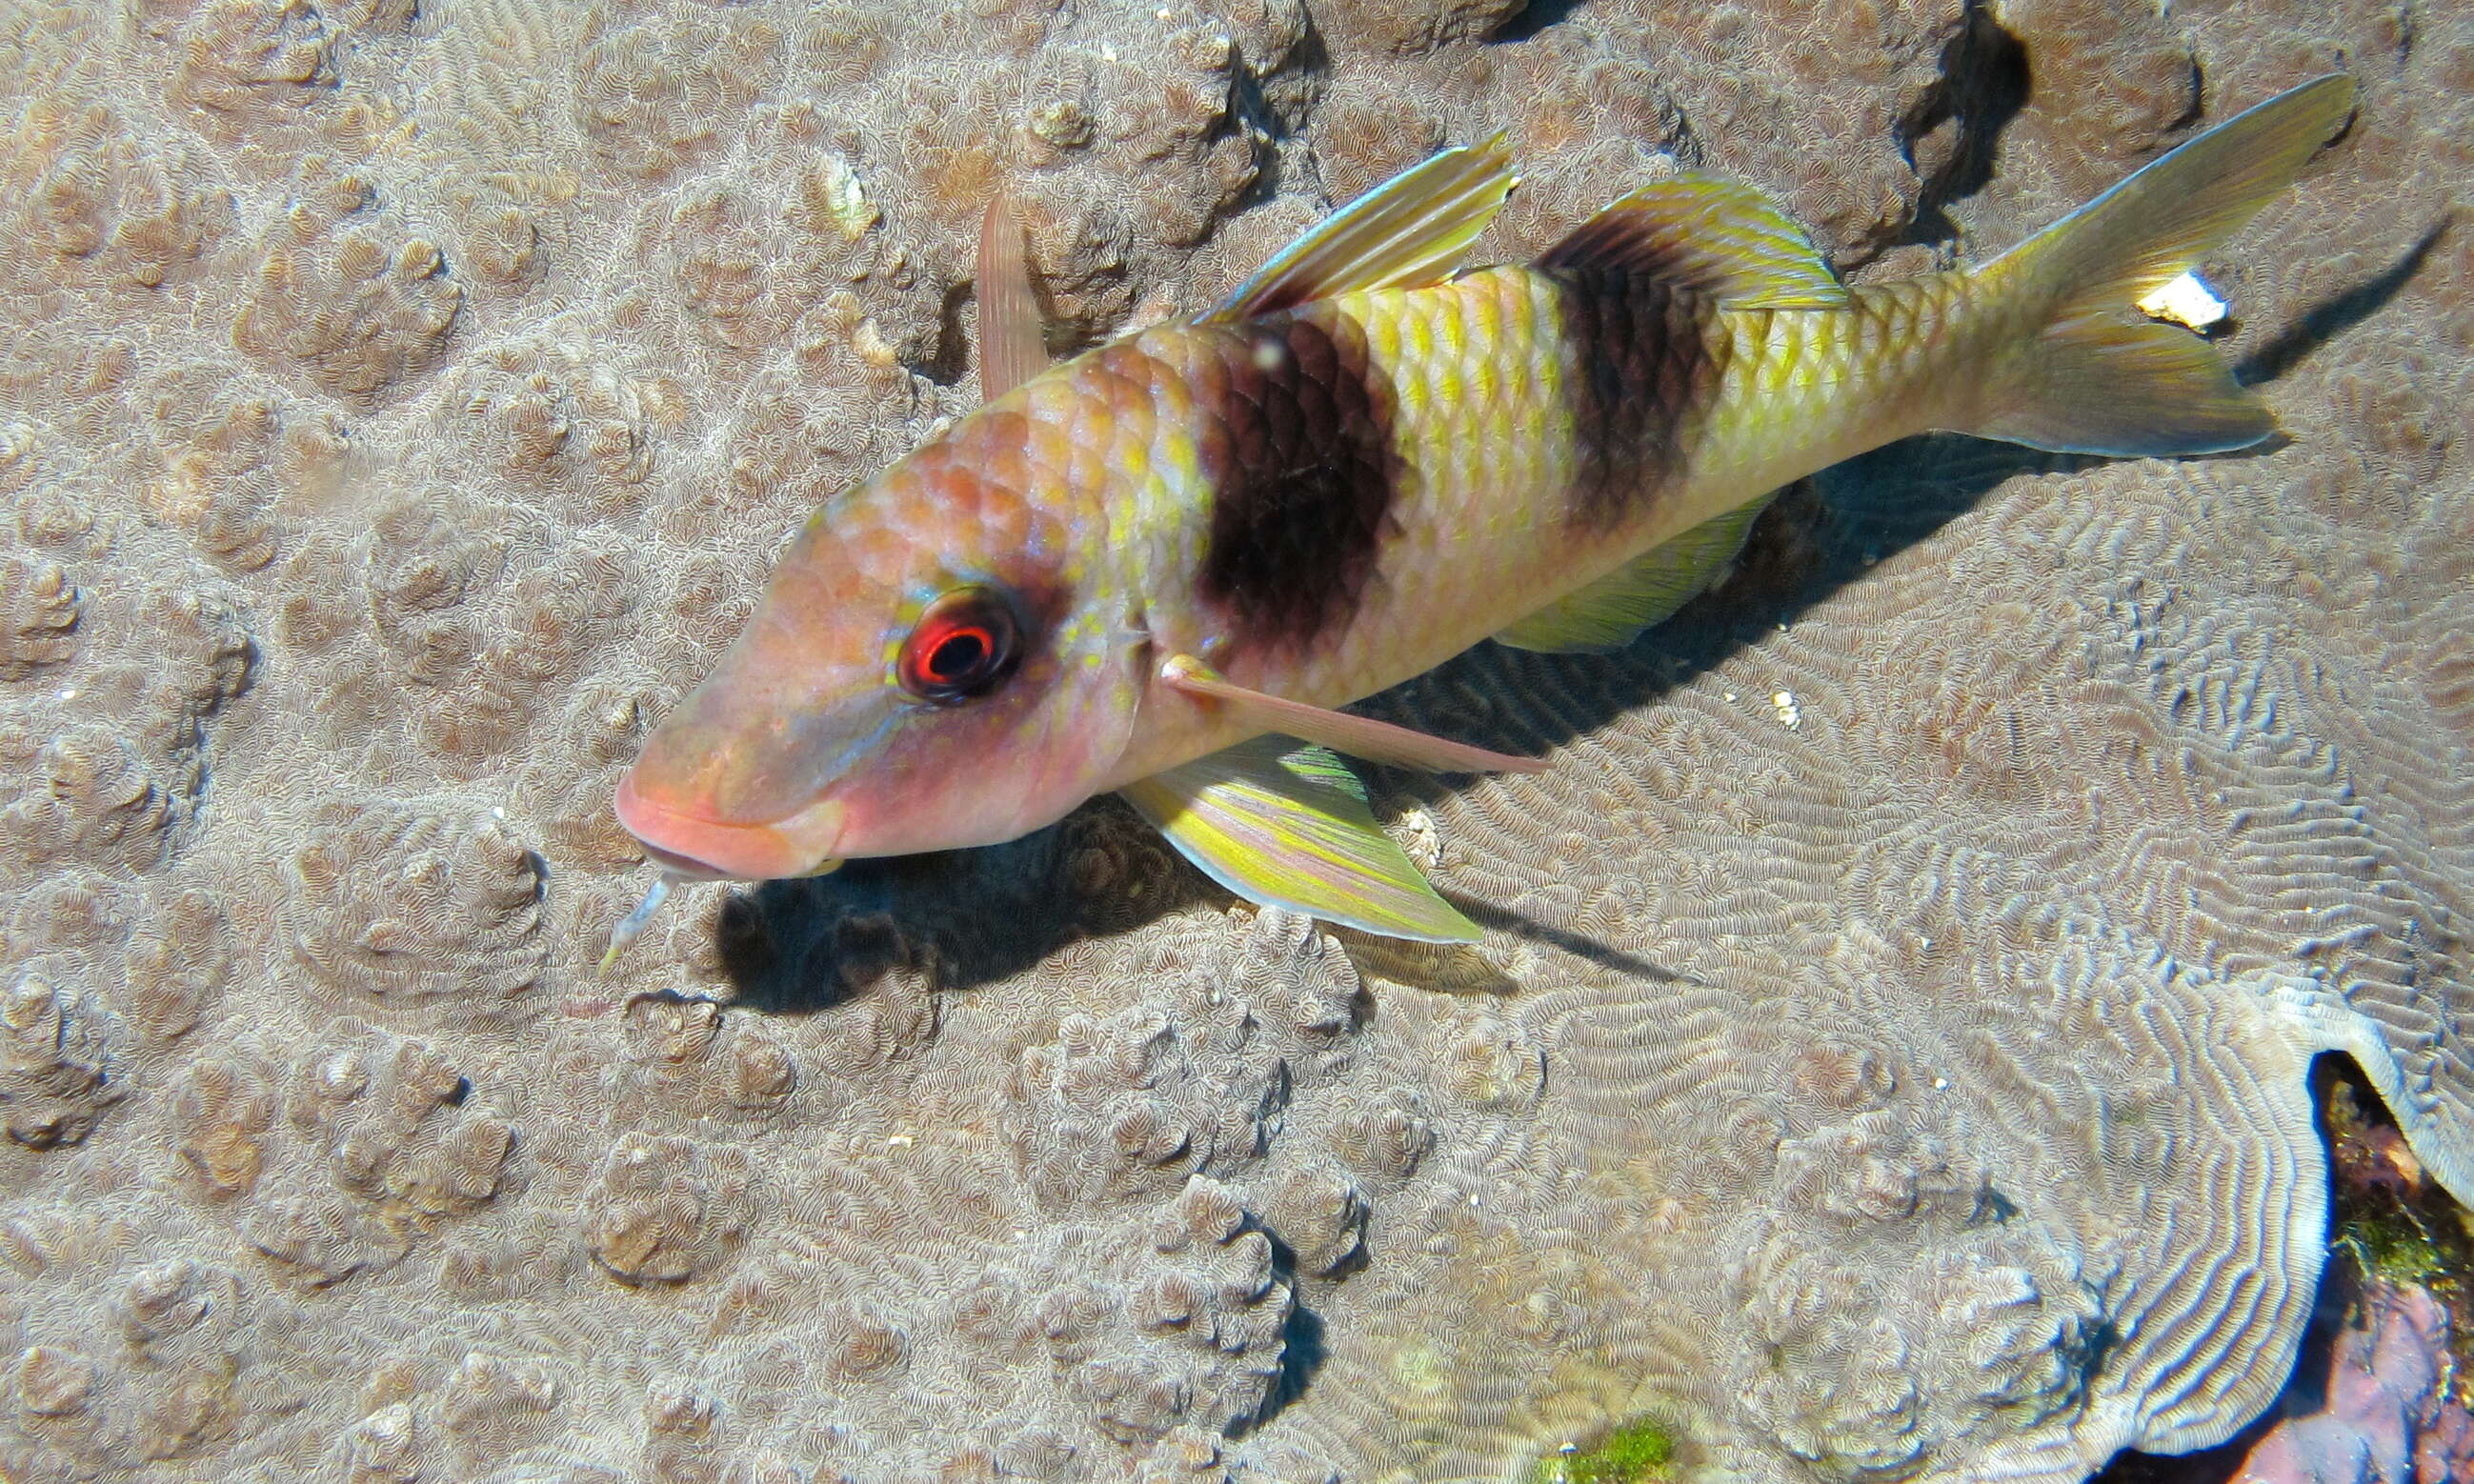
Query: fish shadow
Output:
[[711, 797, 1185, 1013], [2234, 214, 2451, 387], [1356, 433, 2081, 823]]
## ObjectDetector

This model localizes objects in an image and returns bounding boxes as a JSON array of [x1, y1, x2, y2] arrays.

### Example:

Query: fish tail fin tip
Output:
[[1968, 73, 2354, 457]]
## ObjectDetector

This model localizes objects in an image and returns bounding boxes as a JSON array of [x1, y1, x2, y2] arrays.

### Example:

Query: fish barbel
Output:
[[607, 75, 2354, 955]]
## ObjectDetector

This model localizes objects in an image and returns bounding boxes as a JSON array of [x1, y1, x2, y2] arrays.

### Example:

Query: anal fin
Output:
[[1120, 738, 1481, 944], [1495, 492, 1777, 654]]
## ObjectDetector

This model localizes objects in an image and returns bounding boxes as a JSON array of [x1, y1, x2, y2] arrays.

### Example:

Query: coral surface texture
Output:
[[0, 0, 2468, 1481]]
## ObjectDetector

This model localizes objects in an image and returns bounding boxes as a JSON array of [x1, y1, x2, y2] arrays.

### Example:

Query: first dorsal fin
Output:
[[1208, 134, 1516, 323], [976, 192, 1046, 400], [1538, 173, 1848, 310]]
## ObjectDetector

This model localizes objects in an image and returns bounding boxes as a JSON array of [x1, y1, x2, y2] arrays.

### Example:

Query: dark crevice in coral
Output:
[[1261, 1299, 1326, 1427], [2096, 1053, 2474, 1482], [1245, 1227, 1327, 1432], [2088, 1417, 2279, 1483], [2235, 215, 2451, 387], [1897, 2, 2032, 249], [1224, 43, 1287, 149], [921, 279, 976, 390], [1193, 92, 1281, 244], [1249, 19, 1329, 145], [1253, 1060, 1295, 1156], [1487, 0, 1585, 46], [2318, 1053, 2474, 1339]]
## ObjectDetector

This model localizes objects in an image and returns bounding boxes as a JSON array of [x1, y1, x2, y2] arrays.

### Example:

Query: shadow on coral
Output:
[[1488, 0, 1584, 46], [1898, 8, 2033, 248], [711, 792, 1249, 1006], [2235, 216, 2453, 388], [1244, 1223, 1331, 1432], [1368, 434, 2076, 769], [1445, 893, 1700, 986]]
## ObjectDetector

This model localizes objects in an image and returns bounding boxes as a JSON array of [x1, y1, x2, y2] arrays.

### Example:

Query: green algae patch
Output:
[[2335, 1202, 2447, 1284], [1534, 1414, 1679, 1484], [2321, 1065, 2474, 1396]]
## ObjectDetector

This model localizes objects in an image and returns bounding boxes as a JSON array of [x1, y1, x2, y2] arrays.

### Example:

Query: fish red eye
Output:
[[896, 587, 1022, 704]]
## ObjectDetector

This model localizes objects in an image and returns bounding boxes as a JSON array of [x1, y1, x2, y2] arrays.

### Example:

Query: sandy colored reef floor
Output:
[[1, 0, 2470, 1480]]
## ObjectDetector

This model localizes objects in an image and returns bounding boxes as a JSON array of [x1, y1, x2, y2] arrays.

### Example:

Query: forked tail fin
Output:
[[1965, 74, 2354, 456]]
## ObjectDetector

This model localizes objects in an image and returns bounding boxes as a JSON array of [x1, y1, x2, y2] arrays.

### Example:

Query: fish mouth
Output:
[[613, 771, 847, 881]]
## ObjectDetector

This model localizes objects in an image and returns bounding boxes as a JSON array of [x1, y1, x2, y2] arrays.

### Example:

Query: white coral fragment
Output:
[[813, 152, 879, 241], [2137, 269, 2230, 331]]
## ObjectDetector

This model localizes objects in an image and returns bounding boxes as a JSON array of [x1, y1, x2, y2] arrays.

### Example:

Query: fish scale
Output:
[[608, 77, 2357, 948]]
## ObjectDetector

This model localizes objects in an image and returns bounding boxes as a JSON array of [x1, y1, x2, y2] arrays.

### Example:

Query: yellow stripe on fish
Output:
[[605, 75, 2355, 959]]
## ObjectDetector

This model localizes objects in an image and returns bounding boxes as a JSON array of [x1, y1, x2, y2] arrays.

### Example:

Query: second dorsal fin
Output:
[[1209, 134, 1516, 323], [1539, 173, 1848, 310]]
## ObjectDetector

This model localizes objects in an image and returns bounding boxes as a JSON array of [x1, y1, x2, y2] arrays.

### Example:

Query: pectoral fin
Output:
[[1159, 655, 1543, 774], [1494, 492, 1778, 653], [1120, 737, 1481, 943]]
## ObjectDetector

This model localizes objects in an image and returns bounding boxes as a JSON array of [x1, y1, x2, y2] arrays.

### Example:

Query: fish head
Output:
[[615, 419, 1145, 880]]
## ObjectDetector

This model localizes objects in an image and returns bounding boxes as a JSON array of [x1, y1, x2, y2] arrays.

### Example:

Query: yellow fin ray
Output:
[[1120, 738, 1481, 944], [1208, 135, 1516, 322]]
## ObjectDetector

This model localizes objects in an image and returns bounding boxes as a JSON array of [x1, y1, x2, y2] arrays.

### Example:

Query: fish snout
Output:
[[613, 770, 847, 881]]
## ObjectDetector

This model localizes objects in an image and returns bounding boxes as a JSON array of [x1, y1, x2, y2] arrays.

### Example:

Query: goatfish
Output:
[[604, 74, 2354, 962]]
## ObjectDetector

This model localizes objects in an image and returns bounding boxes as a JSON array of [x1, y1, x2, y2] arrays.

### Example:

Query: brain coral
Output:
[[0, 0, 2468, 1480]]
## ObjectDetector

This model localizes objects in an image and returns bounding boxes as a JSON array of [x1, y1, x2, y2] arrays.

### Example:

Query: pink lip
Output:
[[613, 771, 847, 881]]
